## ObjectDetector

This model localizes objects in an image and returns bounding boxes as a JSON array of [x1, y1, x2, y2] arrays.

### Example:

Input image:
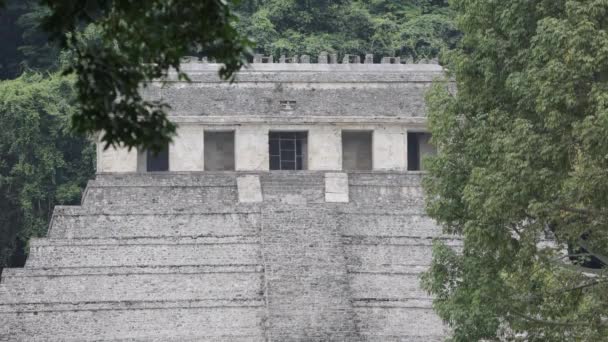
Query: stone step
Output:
[[349, 185, 426, 207], [49, 205, 261, 239], [348, 172, 426, 207], [83, 184, 238, 207], [340, 212, 443, 237], [0, 300, 265, 342], [349, 272, 431, 302], [82, 172, 240, 207], [343, 236, 462, 272], [25, 237, 260, 269], [0, 265, 263, 305], [260, 172, 325, 205], [354, 306, 448, 342], [91, 172, 237, 187], [81, 172, 427, 208], [83, 172, 331, 207]]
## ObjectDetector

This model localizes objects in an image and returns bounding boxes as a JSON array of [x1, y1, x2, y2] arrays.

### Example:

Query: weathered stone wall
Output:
[[0, 172, 455, 341], [158, 82, 432, 118], [149, 63, 442, 120]]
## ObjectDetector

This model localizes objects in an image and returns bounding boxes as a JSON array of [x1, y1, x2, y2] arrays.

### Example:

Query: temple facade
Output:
[[0, 56, 457, 341]]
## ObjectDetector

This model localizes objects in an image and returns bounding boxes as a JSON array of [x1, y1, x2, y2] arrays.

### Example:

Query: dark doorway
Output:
[[407, 132, 435, 171], [9, 238, 26, 268], [342, 131, 373, 171], [204, 131, 235, 171], [146, 144, 169, 172]]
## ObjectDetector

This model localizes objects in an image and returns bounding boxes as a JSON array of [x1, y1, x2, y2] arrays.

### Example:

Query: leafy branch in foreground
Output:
[[40, 0, 253, 152]]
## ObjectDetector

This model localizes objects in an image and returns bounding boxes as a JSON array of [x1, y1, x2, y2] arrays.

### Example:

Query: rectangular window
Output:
[[146, 144, 169, 172], [204, 131, 235, 171], [342, 131, 373, 171], [407, 132, 436, 171], [269, 131, 307, 170]]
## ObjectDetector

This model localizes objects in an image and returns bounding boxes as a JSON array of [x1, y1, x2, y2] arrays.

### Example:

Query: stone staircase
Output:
[[0, 172, 454, 341]]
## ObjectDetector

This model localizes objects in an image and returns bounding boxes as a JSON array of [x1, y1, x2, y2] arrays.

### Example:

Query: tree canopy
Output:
[[0, 73, 94, 269], [422, 0, 608, 340], [0, 0, 61, 79], [235, 0, 459, 61], [37, 0, 254, 153]]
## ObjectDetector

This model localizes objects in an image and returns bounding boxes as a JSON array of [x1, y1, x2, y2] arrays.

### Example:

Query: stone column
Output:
[[169, 124, 204, 171], [373, 126, 407, 171], [308, 126, 342, 170], [236, 126, 269, 171]]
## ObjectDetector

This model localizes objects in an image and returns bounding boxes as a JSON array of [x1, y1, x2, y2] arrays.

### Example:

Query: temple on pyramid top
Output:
[[98, 54, 441, 175]]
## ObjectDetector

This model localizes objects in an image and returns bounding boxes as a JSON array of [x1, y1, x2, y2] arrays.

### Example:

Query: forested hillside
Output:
[[1, 0, 93, 271], [235, 0, 458, 60], [0, 0, 59, 79]]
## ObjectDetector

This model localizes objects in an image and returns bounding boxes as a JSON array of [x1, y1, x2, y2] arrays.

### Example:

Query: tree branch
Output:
[[512, 312, 607, 327], [578, 240, 608, 266], [560, 206, 606, 217]]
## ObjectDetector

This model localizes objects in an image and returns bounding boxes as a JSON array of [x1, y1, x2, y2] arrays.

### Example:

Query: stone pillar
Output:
[[318, 52, 328, 64], [373, 126, 407, 171], [236, 126, 269, 171], [169, 124, 204, 171], [330, 54, 338, 64], [308, 127, 342, 171], [97, 142, 138, 173]]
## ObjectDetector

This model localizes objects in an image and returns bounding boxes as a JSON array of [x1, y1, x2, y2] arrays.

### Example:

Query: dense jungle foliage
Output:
[[235, 0, 458, 61], [0, 73, 95, 269], [422, 0, 608, 340]]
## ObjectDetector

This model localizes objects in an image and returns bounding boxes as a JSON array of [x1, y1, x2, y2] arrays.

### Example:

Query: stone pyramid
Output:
[[1, 58, 456, 341]]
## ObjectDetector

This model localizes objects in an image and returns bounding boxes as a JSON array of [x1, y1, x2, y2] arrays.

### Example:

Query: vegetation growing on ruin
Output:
[[422, 0, 608, 340]]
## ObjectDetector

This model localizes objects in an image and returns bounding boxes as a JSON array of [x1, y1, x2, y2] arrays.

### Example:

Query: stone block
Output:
[[325, 172, 349, 203], [237, 175, 263, 203], [318, 52, 328, 64]]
